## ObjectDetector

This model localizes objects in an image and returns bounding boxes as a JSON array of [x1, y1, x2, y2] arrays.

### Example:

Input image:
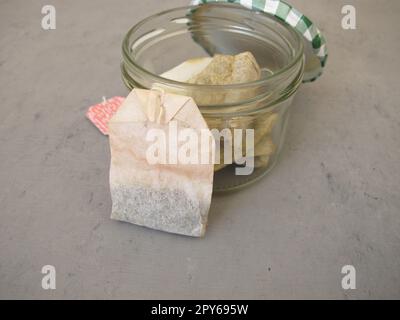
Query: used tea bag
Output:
[[108, 89, 215, 237]]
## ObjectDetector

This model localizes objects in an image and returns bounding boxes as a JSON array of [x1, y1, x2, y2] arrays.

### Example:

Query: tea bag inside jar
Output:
[[159, 52, 279, 171], [108, 89, 215, 237], [160, 52, 261, 105]]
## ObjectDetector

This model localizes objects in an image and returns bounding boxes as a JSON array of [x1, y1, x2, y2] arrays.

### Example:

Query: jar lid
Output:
[[190, 0, 328, 83]]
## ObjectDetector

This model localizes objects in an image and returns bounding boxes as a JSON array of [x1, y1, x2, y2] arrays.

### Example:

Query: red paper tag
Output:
[[86, 96, 125, 135]]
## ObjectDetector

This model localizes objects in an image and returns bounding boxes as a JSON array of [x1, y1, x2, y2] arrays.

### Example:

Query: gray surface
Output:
[[0, 0, 399, 299]]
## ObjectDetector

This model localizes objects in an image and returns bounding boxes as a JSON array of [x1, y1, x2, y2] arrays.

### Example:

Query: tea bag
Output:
[[108, 89, 215, 237], [188, 52, 260, 85], [160, 52, 261, 105], [159, 52, 278, 172]]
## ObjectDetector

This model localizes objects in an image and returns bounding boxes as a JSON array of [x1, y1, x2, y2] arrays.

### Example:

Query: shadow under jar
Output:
[[121, 3, 304, 192]]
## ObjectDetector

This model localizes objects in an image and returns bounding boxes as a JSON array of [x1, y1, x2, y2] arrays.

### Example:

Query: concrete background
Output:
[[0, 0, 399, 299]]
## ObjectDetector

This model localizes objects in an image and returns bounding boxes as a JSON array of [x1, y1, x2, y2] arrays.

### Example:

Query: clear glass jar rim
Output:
[[122, 4, 304, 90]]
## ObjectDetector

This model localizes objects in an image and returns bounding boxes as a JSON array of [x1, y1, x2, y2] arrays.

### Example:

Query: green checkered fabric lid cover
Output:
[[190, 0, 328, 82]]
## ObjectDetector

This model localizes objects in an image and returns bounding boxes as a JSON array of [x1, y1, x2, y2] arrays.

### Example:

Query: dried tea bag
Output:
[[188, 52, 260, 85], [161, 52, 260, 86], [108, 89, 215, 237], [160, 52, 261, 105], [159, 52, 278, 171]]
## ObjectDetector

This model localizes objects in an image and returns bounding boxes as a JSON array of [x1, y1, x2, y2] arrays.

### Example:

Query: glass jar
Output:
[[121, 3, 304, 192]]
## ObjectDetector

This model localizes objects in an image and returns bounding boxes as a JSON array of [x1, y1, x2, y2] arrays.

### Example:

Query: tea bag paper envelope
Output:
[[108, 88, 215, 237]]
